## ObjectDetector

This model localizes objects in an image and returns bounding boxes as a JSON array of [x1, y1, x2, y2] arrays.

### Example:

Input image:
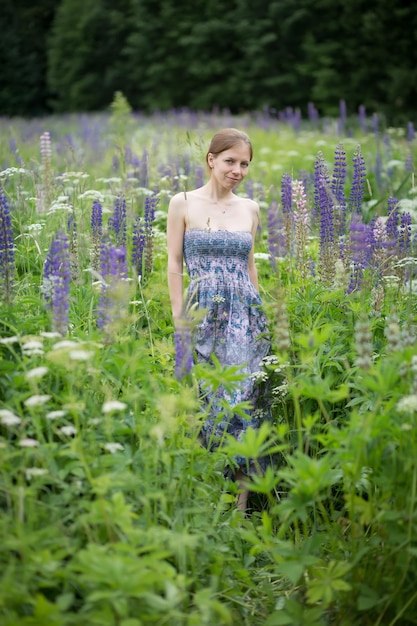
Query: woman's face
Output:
[[208, 141, 251, 188]]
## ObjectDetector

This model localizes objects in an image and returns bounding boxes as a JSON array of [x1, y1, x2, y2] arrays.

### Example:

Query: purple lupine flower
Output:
[[0, 186, 15, 304], [399, 212, 412, 256], [174, 324, 194, 380], [358, 105, 367, 133], [42, 230, 71, 335], [307, 101, 319, 125], [281, 173, 292, 215], [292, 180, 309, 280], [385, 197, 399, 254], [347, 215, 372, 292], [9, 139, 22, 166], [331, 143, 347, 237], [314, 153, 336, 283], [97, 239, 128, 330], [407, 122, 415, 144], [144, 195, 158, 276], [405, 153, 414, 173], [267, 200, 286, 263], [67, 213, 79, 281], [131, 215, 146, 278], [91, 199, 103, 272], [348, 145, 366, 213], [108, 195, 127, 247]]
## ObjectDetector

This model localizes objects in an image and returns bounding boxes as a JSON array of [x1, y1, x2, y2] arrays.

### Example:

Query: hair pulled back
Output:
[[205, 128, 253, 170]]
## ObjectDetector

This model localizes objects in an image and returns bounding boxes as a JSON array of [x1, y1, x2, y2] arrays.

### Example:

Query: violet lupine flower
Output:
[[307, 101, 319, 125], [347, 215, 372, 292], [97, 240, 128, 330], [67, 213, 79, 281], [292, 180, 309, 280], [407, 122, 415, 144], [91, 199, 103, 272], [399, 212, 412, 256], [144, 195, 158, 276], [108, 196, 127, 247], [281, 173, 292, 215], [331, 143, 347, 237], [131, 215, 146, 278], [0, 186, 15, 304], [42, 230, 71, 335], [314, 153, 336, 283], [267, 200, 286, 264], [348, 145, 366, 214], [385, 197, 399, 255], [358, 105, 367, 133], [174, 325, 194, 380], [281, 172, 293, 255]]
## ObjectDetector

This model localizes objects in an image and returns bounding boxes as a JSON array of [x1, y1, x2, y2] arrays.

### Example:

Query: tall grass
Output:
[[1, 101, 417, 625]]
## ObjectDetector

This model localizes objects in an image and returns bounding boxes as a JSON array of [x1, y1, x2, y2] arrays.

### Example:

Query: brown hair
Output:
[[205, 128, 253, 170]]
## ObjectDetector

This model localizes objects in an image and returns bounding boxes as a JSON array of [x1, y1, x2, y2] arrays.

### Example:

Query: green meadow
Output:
[[1, 101, 417, 625]]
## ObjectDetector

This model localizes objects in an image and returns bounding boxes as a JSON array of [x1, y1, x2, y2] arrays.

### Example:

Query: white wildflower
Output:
[[102, 400, 127, 413], [103, 442, 124, 454], [250, 370, 268, 382], [51, 340, 79, 350], [46, 410, 67, 420], [19, 438, 39, 447], [24, 395, 51, 408], [69, 350, 94, 361], [40, 331, 63, 339], [397, 395, 417, 413], [0, 336, 19, 344], [262, 355, 280, 366], [22, 340, 44, 351], [0, 410, 21, 426], [25, 468, 48, 480], [254, 252, 270, 261], [212, 294, 225, 303], [58, 425, 77, 436], [25, 366, 49, 381]]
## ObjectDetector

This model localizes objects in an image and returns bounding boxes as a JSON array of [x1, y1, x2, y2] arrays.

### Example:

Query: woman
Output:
[[167, 128, 271, 510]]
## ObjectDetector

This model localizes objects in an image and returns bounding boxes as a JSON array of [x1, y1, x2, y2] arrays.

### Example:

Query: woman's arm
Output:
[[167, 194, 186, 322], [248, 201, 260, 290]]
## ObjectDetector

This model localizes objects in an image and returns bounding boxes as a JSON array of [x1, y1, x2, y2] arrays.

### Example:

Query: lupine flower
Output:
[[0, 185, 15, 304], [347, 215, 372, 292], [281, 173, 292, 215], [174, 323, 194, 380], [385, 198, 400, 270], [358, 105, 367, 132], [331, 143, 347, 237], [42, 229, 71, 335], [131, 215, 146, 278], [97, 239, 129, 330], [91, 198, 103, 272], [144, 194, 158, 275], [273, 290, 291, 355], [267, 200, 286, 263], [314, 153, 336, 284], [292, 179, 309, 280], [307, 101, 319, 124], [385, 314, 402, 353], [67, 213, 79, 282], [40, 131, 53, 209], [407, 122, 415, 144], [108, 195, 127, 247], [348, 145, 366, 213], [354, 315, 373, 370], [281, 173, 293, 254]]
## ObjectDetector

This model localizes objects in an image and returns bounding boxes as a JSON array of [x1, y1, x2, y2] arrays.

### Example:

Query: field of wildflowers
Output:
[[1, 96, 417, 625]]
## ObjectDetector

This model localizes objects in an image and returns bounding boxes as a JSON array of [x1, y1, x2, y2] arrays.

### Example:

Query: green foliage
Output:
[[1, 0, 417, 124], [1, 111, 417, 625]]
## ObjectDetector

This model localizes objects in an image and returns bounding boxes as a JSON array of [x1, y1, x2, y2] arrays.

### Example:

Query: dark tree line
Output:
[[1, 0, 416, 124]]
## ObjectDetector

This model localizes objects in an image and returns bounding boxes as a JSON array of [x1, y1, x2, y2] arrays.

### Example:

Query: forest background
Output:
[[1, 0, 416, 124]]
